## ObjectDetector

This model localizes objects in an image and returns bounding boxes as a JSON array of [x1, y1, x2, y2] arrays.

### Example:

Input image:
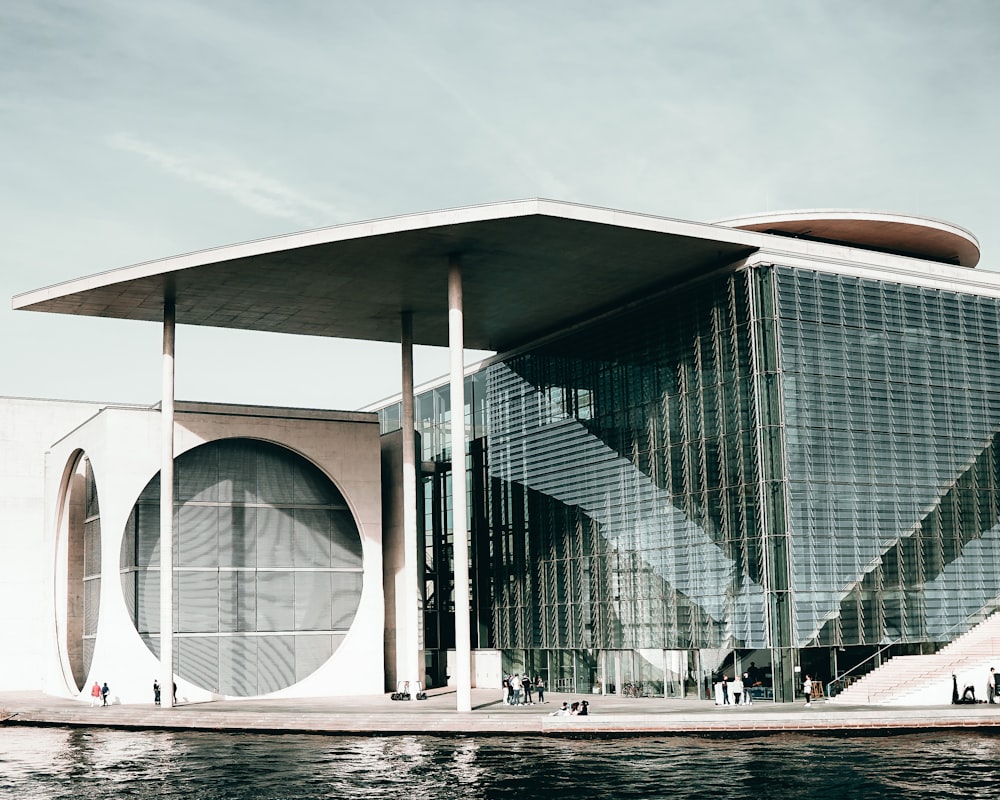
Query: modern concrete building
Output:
[[6, 200, 1000, 705], [0, 397, 383, 705]]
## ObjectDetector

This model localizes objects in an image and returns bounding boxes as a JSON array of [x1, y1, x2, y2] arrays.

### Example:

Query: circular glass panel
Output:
[[120, 438, 363, 696]]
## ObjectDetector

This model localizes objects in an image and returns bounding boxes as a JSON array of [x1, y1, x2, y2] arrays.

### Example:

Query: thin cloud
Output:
[[107, 131, 342, 226]]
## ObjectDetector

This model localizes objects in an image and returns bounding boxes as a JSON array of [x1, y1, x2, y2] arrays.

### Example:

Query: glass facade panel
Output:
[[775, 267, 1000, 647], [397, 261, 1000, 699], [82, 459, 101, 681], [119, 438, 361, 696]]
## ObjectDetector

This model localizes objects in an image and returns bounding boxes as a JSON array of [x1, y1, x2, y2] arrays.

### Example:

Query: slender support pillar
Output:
[[400, 311, 421, 686], [160, 298, 176, 708], [448, 255, 472, 712]]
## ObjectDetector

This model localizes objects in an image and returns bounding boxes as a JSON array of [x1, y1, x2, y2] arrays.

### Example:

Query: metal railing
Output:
[[826, 639, 900, 698]]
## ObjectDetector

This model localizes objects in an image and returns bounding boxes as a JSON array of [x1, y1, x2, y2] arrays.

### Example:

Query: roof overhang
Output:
[[12, 199, 760, 351]]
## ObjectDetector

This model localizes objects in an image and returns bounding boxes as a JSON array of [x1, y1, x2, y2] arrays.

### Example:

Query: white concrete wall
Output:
[[40, 401, 384, 705], [0, 397, 110, 691], [889, 660, 999, 706]]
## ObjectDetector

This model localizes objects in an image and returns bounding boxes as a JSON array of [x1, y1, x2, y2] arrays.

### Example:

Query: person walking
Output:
[[803, 674, 813, 706], [90, 681, 101, 707], [101, 682, 110, 707], [153, 679, 161, 706]]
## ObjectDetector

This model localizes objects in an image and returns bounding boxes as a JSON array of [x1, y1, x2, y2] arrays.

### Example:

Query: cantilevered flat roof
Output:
[[12, 199, 986, 351], [12, 199, 760, 351]]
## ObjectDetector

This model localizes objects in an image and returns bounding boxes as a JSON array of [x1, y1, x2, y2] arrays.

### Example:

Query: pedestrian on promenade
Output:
[[989, 668, 996, 704], [101, 682, 110, 706], [803, 675, 813, 706], [509, 673, 522, 705], [721, 675, 730, 705], [153, 680, 161, 706], [742, 673, 753, 704], [731, 674, 744, 706], [535, 675, 546, 704], [522, 674, 534, 705], [90, 681, 101, 707]]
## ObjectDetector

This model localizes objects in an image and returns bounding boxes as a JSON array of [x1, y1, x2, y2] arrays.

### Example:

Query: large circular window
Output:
[[120, 438, 363, 696]]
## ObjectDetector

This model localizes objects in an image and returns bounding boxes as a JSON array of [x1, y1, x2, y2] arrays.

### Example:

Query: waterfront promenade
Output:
[[3, 688, 1000, 737]]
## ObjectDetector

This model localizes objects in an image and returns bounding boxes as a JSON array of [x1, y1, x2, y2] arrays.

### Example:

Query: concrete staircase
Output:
[[830, 614, 1000, 706]]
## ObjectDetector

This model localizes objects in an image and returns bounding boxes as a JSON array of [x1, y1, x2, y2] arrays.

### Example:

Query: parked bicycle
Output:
[[621, 681, 645, 698]]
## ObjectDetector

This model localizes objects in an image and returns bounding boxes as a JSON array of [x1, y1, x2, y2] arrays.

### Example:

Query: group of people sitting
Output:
[[549, 700, 589, 716]]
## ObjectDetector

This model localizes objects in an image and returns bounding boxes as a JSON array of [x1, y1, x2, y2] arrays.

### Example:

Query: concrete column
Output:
[[400, 311, 421, 687], [160, 298, 176, 708], [448, 255, 472, 712]]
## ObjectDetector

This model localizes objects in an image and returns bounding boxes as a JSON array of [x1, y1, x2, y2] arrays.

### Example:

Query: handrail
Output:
[[827, 612, 1000, 698], [826, 639, 900, 697]]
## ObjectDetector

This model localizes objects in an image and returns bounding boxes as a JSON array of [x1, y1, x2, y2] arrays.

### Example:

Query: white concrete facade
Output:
[[0, 397, 384, 705], [0, 397, 112, 691]]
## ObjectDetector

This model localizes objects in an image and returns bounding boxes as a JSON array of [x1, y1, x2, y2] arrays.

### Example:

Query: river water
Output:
[[2, 726, 999, 799]]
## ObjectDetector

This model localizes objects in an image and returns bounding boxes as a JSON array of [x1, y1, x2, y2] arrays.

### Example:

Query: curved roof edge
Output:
[[714, 209, 980, 268]]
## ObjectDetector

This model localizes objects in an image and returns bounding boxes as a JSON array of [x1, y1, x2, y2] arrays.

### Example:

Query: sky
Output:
[[2, 0, 999, 411]]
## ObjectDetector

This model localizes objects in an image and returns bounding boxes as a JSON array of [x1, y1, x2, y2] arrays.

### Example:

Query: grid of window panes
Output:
[[119, 438, 363, 696], [82, 458, 101, 678], [376, 372, 489, 459], [775, 267, 1000, 647], [485, 270, 768, 652]]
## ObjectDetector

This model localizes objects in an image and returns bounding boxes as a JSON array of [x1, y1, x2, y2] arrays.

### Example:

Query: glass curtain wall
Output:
[[485, 269, 769, 692], [775, 267, 1000, 654], [376, 263, 1000, 701]]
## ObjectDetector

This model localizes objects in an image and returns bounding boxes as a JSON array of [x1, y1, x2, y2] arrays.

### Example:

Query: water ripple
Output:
[[2, 728, 1000, 799]]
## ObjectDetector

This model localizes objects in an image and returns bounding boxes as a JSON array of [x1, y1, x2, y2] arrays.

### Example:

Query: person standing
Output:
[[153, 680, 161, 706], [742, 673, 753, 705], [731, 674, 744, 706], [803, 674, 813, 706], [509, 673, 522, 705], [535, 675, 546, 704], [101, 682, 110, 707], [989, 668, 996, 704], [522, 673, 533, 705], [721, 675, 730, 705], [90, 681, 101, 707]]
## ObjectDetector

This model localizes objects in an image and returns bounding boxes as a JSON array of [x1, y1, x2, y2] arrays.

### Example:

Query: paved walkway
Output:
[[3, 689, 999, 737]]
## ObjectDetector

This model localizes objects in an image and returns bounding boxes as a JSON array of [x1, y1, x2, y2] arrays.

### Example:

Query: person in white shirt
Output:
[[509, 673, 522, 705], [731, 675, 744, 706]]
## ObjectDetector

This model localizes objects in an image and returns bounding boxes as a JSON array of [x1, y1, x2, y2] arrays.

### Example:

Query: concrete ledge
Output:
[[4, 689, 999, 738]]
